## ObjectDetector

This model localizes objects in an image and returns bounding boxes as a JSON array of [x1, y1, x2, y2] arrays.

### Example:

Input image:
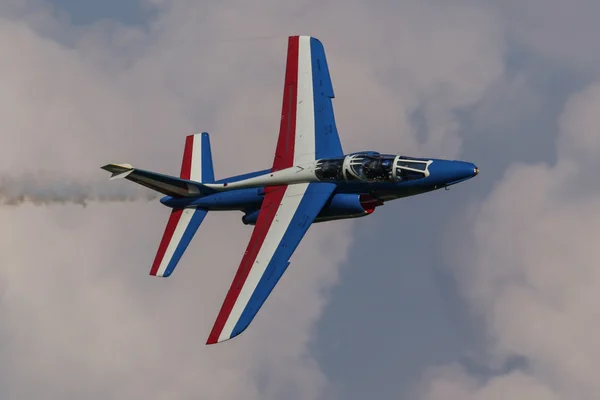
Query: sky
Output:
[[1, 0, 599, 399]]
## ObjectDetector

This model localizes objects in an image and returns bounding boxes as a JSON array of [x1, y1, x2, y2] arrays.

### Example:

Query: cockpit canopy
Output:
[[315, 152, 430, 183]]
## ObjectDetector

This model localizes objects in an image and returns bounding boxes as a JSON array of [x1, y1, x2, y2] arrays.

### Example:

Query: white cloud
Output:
[[414, 0, 600, 395], [419, 364, 560, 400], [0, 0, 505, 398], [417, 77, 600, 399]]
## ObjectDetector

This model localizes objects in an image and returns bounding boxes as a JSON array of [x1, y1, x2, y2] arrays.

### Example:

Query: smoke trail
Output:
[[0, 172, 159, 207]]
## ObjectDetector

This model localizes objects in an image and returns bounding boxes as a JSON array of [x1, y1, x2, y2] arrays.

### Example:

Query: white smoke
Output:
[[0, 172, 157, 206]]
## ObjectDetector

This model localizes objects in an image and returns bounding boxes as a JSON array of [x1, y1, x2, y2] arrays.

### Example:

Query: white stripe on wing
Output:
[[294, 36, 316, 166], [156, 208, 195, 276], [219, 183, 310, 341]]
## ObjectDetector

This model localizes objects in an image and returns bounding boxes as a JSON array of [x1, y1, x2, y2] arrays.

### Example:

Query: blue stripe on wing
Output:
[[163, 208, 208, 277], [230, 182, 336, 338], [310, 37, 343, 160]]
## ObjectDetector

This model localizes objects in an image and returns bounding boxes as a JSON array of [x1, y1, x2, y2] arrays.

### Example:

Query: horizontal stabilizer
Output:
[[151, 207, 208, 277], [105, 163, 134, 180], [101, 164, 216, 198]]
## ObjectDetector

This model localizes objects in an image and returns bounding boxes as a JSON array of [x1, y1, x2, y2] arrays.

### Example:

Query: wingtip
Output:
[[205, 323, 248, 345], [149, 263, 173, 278], [206, 327, 223, 345], [205, 334, 233, 345], [289, 34, 320, 43], [101, 163, 134, 180], [149, 271, 170, 278], [101, 163, 133, 170], [186, 132, 209, 139], [205, 333, 223, 345]]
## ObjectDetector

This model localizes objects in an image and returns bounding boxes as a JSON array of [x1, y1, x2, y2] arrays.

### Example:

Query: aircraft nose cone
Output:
[[428, 160, 478, 187], [454, 161, 478, 181]]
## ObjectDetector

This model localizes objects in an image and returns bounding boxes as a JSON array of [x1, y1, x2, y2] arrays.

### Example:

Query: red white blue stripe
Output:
[[150, 133, 212, 277], [206, 36, 339, 344]]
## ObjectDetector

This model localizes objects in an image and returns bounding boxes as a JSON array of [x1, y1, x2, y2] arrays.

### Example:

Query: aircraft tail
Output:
[[179, 131, 215, 184], [102, 132, 215, 277]]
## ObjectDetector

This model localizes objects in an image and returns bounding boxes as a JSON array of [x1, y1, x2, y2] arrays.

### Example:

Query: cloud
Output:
[[0, 0, 505, 398], [416, 77, 600, 399], [492, 0, 600, 72], [417, 364, 561, 400], [558, 82, 600, 162], [411, 1, 600, 396]]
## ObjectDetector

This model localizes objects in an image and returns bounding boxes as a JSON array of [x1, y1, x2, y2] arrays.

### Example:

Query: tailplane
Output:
[[101, 132, 216, 198], [101, 164, 216, 197], [150, 207, 207, 277]]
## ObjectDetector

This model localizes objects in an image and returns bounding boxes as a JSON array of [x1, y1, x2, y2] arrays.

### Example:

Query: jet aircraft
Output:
[[102, 35, 479, 344]]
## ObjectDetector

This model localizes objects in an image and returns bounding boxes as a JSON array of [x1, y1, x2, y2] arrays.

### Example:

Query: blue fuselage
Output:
[[160, 157, 478, 223]]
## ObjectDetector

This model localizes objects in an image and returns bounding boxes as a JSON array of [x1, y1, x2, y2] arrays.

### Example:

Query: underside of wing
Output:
[[272, 36, 343, 172], [206, 182, 336, 344]]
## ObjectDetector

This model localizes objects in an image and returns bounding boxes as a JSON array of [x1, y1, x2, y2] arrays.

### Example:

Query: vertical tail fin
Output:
[[181, 132, 215, 183], [150, 132, 214, 277]]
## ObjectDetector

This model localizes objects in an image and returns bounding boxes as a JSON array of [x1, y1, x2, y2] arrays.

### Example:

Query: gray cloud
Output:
[[492, 0, 600, 72], [416, 79, 600, 399], [405, 1, 600, 397]]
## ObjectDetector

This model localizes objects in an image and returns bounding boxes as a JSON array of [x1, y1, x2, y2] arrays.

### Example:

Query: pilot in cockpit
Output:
[[381, 159, 393, 179], [363, 157, 393, 181]]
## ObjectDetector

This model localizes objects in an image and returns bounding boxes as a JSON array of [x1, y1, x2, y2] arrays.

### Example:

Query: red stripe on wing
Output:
[[206, 186, 286, 344], [180, 135, 194, 180], [150, 209, 184, 276], [272, 36, 300, 172], [207, 36, 303, 343]]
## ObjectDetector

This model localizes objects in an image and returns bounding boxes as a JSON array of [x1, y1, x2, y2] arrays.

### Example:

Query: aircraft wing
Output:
[[272, 35, 343, 171], [206, 181, 335, 344], [206, 36, 341, 344]]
